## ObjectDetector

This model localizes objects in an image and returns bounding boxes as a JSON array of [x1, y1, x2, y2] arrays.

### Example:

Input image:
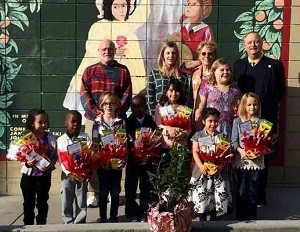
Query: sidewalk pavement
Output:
[[1, 186, 300, 231]]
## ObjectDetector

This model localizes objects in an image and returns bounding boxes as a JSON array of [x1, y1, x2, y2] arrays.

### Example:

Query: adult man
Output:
[[234, 31, 285, 207], [80, 38, 132, 207]]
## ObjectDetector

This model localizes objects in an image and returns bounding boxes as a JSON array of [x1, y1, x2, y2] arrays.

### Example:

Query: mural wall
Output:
[[0, 0, 289, 165]]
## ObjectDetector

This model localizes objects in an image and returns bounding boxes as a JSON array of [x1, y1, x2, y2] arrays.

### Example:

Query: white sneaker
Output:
[[87, 196, 98, 208]]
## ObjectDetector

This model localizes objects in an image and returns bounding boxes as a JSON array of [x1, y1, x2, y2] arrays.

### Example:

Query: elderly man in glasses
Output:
[[80, 38, 132, 208]]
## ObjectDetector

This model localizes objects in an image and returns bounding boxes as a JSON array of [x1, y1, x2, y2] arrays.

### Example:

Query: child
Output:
[[94, 92, 126, 223], [125, 95, 157, 222], [57, 110, 90, 224], [195, 58, 241, 137], [17, 109, 57, 225], [155, 78, 192, 149], [189, 107, 231, 221], [231, 92, 265, 220]]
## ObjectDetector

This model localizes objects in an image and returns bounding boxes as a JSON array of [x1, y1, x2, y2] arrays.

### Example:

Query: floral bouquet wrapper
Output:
[[160, 105, 192, 130], [132, 127, 163, 165], [241, 120, 273, 159], [6, 131, 51, 171], [197, 136, 232, 175], [98, 129, 128, 169], [147, 200, 193, 232], [59, 141, 101, 182]]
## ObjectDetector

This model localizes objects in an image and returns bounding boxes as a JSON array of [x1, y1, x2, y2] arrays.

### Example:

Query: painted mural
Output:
[[0, 0, 286, 157]]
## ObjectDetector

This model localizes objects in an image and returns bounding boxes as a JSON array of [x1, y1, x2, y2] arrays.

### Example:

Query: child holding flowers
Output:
[[189, 107, 232, 221], [7, 109, 57, 225], [231, 92, 268, 220], [93, 92, 126, 223], [125, 94, 157, 222], [155, 78, 192, 149], [57, 110, 91, 224]]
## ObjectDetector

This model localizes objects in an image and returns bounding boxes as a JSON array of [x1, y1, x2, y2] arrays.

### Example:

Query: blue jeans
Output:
[[97, 169, 122, 220], [236, 169, 261, 220]]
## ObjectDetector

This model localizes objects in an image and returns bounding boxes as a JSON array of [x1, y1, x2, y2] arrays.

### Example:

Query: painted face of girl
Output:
[[214, 64, 231, 85], [202, 115, 219, 135], [245, 97, 259, 118], [163, 47, 177, 68], [33, 114, 48, 134], [112, 0, 127, 21], [185, 0, 202, 22], [166, 84, 180, 104], [199, 46, 215, 67]]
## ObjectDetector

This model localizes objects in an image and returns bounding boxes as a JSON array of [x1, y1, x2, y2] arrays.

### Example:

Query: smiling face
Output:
[[99, 39, 116, 64], [185, 0, 202, 22], [166, 84, 180, 104], [163, 46, 178, 68], [214, 64, 231, 85], [244, 32, 263, 59], [199, 45, 215, 68], [112, 0, 128, 21], [33, 113, 48, 135], [202, 115, 219, 134], [245, 96, 259, 118]]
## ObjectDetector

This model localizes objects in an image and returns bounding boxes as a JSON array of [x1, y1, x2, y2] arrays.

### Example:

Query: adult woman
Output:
[[193, 41, 217, 123], [146, 41, 192, 117]]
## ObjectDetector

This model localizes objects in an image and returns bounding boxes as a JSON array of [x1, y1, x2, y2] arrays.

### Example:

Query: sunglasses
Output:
[[103, 102, 116, 106], [201, 52, 213, 57]]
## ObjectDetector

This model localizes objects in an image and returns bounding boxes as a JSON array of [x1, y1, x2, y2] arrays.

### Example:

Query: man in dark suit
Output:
[[233, 31, 286, 206]]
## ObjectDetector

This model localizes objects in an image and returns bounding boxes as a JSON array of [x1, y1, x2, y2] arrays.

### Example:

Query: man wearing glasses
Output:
[[80, 38, 132, 208]]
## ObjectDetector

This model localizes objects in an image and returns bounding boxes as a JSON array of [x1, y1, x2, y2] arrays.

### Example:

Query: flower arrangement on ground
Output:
[[147, 145, 194, 232]]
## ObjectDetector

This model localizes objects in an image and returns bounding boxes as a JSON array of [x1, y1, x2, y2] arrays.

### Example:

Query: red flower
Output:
[[116, 35, 127, 46]]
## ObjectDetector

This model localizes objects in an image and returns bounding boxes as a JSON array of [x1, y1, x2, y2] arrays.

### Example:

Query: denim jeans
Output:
[[236, 169, 261, 220], [97, 169, 122, 220]]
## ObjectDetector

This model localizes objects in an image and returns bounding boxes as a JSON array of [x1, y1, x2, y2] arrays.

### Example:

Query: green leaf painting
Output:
[[234, 0, 284, 59], [0, 0, 42, 150]]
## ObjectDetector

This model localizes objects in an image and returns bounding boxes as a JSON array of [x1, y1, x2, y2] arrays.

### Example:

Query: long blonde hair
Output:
[[208, 58, 233, 86], [157, 41, 180, 77], [237, 92, 261, 120]]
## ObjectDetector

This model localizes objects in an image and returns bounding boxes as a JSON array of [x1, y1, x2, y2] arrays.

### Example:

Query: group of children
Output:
[[13, 77, 266, 225]]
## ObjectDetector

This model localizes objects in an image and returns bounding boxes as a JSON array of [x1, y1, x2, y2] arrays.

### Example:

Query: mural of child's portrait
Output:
[[103, 0, 130, 21], [181, 0, 214, 59]]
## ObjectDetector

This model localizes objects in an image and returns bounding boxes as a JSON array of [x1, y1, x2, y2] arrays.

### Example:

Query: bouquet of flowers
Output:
[[6, 131, 52, 171], [197, 135, 233, 175], [58, 140, 101, 182], [241, 119, 273, 159], [160, 105, 192, 131], [132, 127, 163, 165], [97, 129, 128, 169]]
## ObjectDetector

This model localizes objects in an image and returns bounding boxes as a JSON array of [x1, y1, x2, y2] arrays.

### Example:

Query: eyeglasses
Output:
[[103, 102, 116, 106], [201, 52, 213, 57]]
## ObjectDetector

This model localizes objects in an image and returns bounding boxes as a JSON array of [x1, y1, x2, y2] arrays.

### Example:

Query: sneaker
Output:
[[109, 217, 118, 223], [87, 196, 98, 208]]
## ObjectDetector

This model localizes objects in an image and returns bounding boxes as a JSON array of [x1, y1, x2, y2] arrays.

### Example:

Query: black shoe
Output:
[[97, 218, 109, 223], [199, 213, 207, 222], [109, 217, 118, 223], [257, 199, 267, 208]]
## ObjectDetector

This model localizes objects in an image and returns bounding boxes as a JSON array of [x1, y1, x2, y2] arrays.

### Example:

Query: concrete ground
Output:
[[1, 186, 300, 231]]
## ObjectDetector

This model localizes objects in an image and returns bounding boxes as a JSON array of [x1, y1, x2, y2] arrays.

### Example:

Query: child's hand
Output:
[[165, 127, 179, 139], [199, 163, 208, 175], [26, 159, 36, 167], [117, 159, 126, 169], [238, 148, 249, 159], [68, 173, 76, 182]]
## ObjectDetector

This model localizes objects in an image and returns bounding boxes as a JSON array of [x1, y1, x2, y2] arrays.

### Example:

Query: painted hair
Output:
[[208, 58, 233, 85], [201, 107, 220, 121], [25, 109, 49, 132], [102, 0, 130, 21], [197, 40, 217, 58], [159, 78, 186, 106], [98, 91, 121, 113], [237, 92, 261, 120], [157, 41, 180, 77]]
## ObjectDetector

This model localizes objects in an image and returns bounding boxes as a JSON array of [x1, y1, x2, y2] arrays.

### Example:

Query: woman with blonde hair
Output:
[[146, 41, 192, 117]]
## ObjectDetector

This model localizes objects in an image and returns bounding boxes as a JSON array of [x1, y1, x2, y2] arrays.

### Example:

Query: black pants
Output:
[[20, 174, 51, 225], [97, 169, 122, 220], [125, 158, 154, 218]]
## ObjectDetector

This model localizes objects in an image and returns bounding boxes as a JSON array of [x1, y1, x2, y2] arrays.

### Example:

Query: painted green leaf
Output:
[[256, 0, 273, 11], [235, 11, 254, 22], [258, 24, 271, 38], [267, 9, 282, 22], [266, 29, 279, 43], [0, 111, 9, 124], [10, 10, 29, 22], [10, 16, 25, 31], [272, 42, 281, 59]]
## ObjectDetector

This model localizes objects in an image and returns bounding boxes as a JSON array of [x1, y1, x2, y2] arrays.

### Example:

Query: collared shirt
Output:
[[247, 53, 264, 66]]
